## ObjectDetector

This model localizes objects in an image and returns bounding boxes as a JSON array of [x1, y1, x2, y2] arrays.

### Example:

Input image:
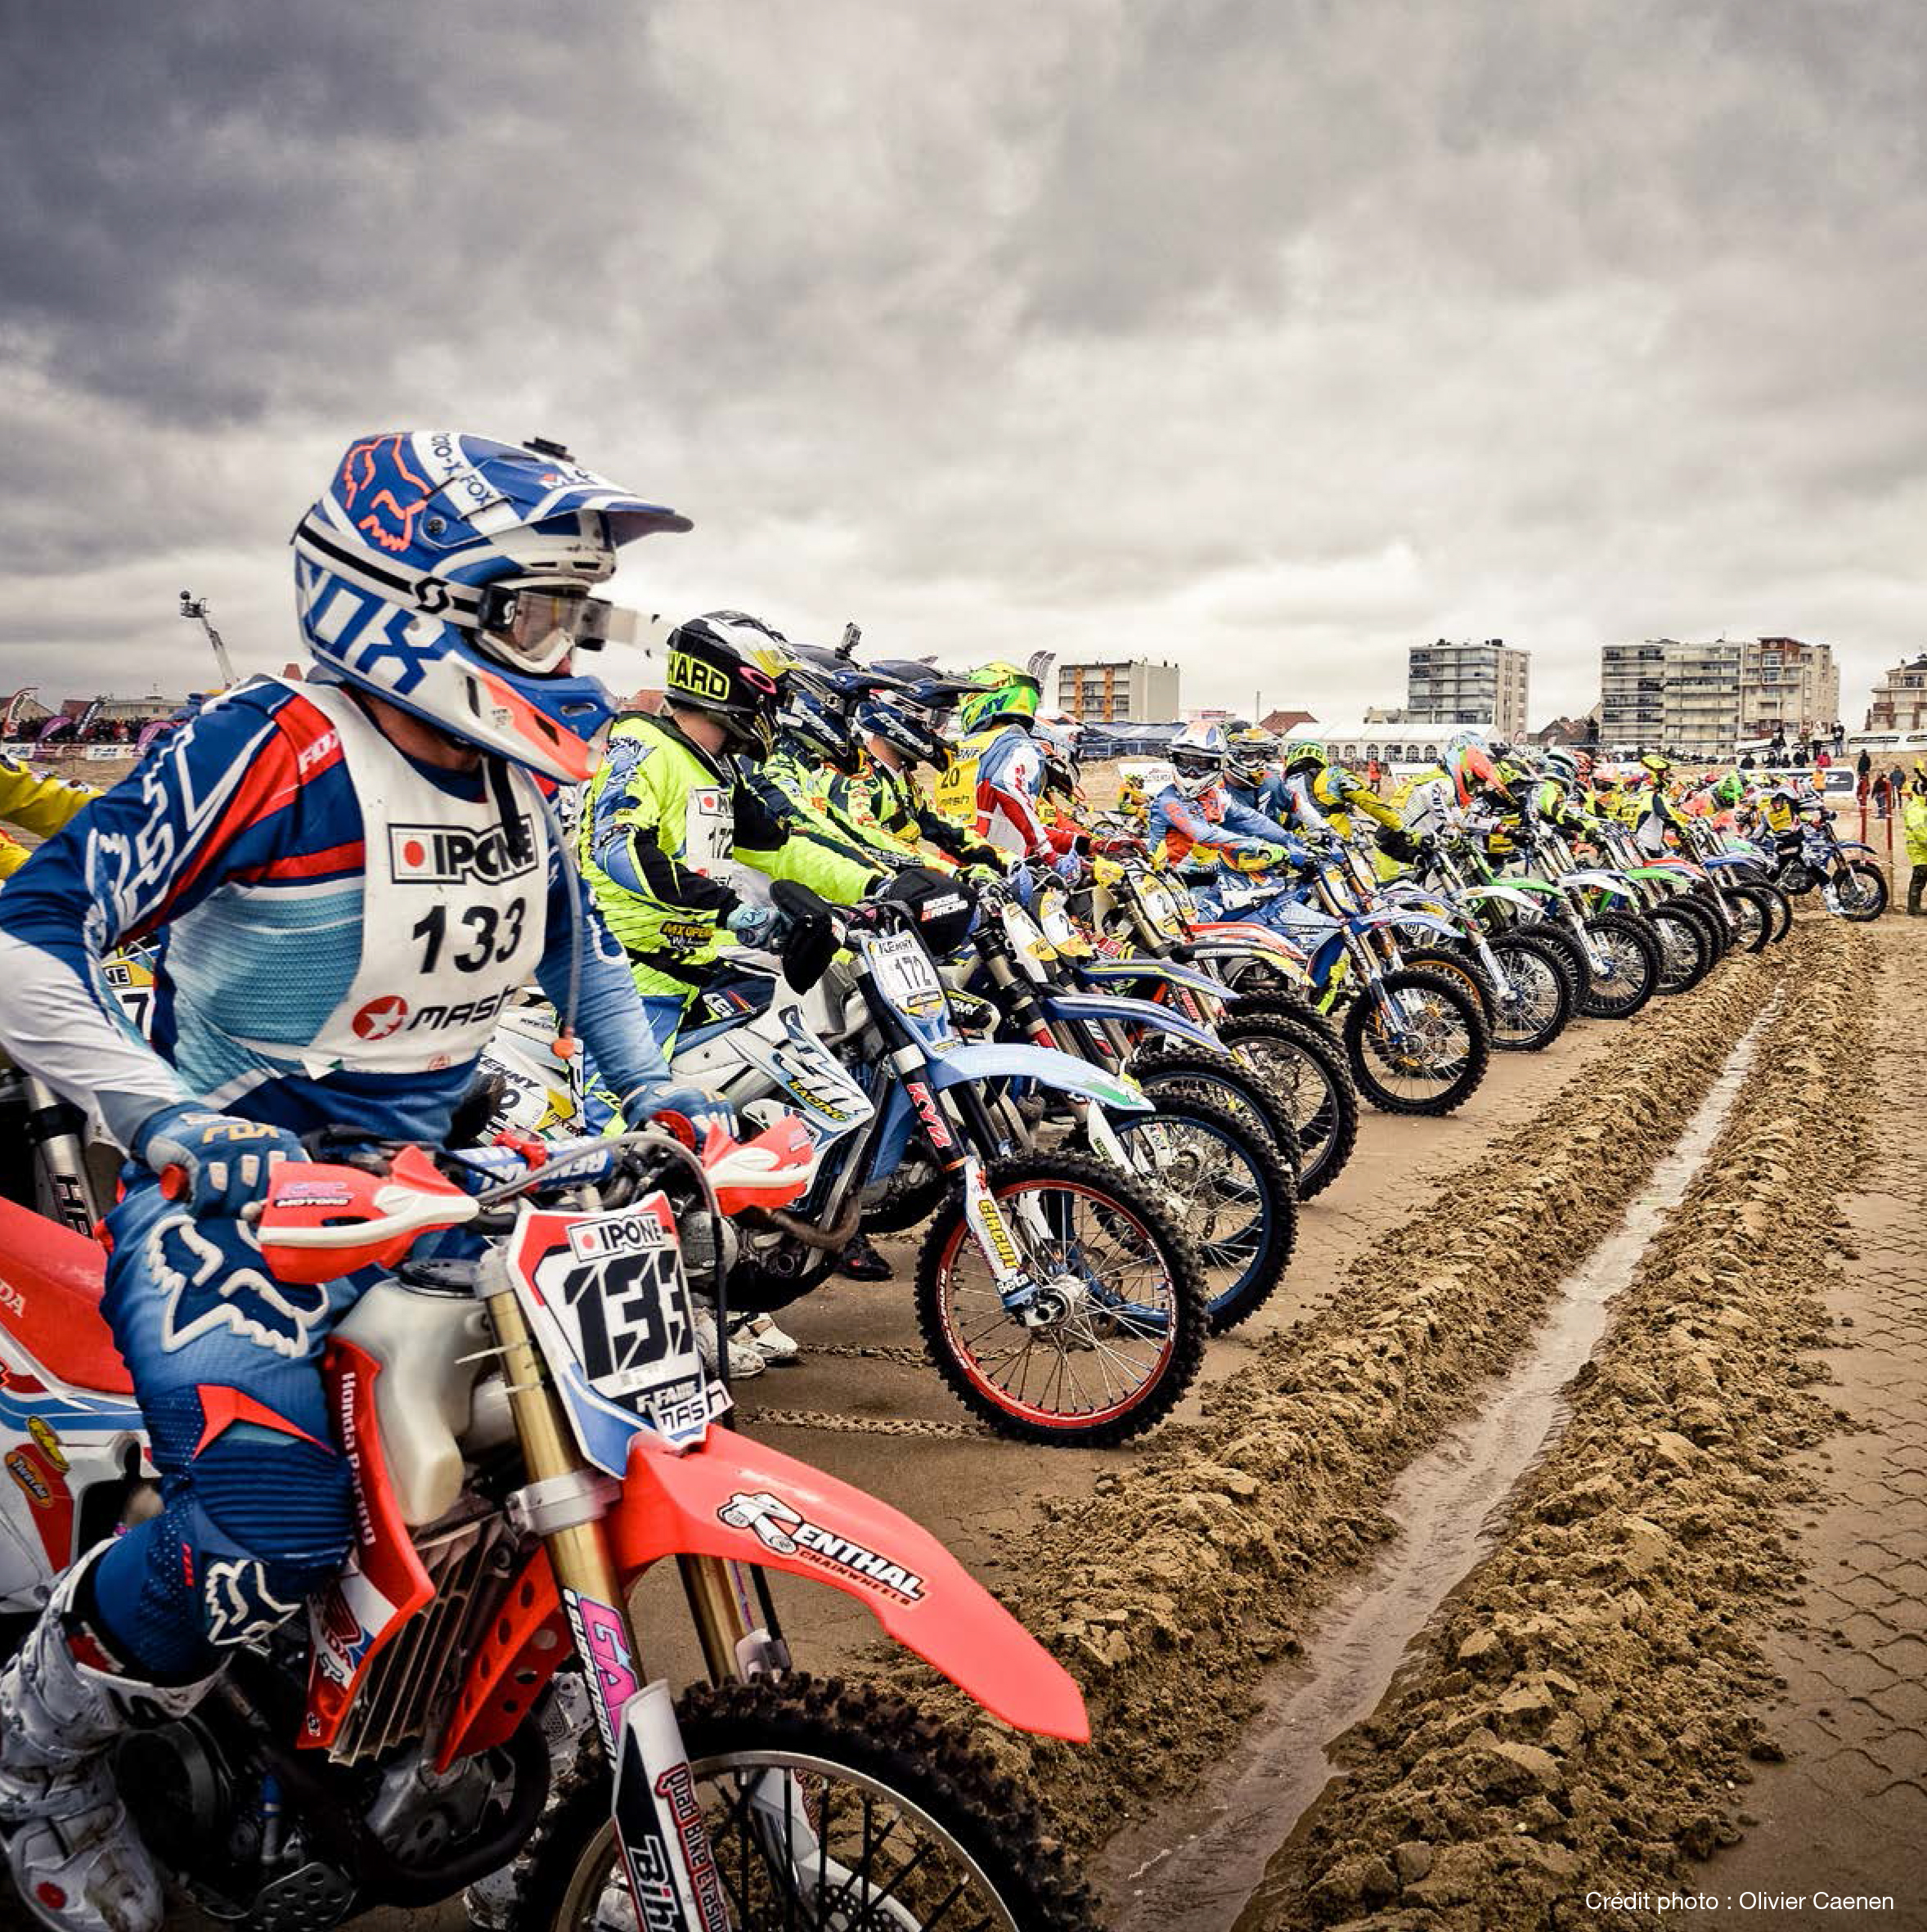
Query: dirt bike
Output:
[[1772, 811, 1889, 920], [0, 1126, 1098, 1931]]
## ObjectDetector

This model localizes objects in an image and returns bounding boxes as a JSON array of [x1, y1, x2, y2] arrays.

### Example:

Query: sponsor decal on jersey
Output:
[[352, 995, 410, 1040], [388, 819, 537, 885], [716, 1491, 927, 1602]]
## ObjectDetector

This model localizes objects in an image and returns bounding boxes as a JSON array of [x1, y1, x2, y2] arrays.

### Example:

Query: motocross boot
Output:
[[0, 1548, 213, 1932], [1909, 864, 1925, 915]]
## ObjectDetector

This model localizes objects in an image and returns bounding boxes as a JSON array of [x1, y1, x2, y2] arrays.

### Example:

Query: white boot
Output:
[[693, 1305, 765, 1379], [0, 1551, 209, 1932]]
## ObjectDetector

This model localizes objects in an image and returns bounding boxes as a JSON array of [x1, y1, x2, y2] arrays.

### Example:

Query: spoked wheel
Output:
[[1209, 1007, 1360, 1200], [914, 1152, 1206, 1445], [1718, 886, 1771, 954], [1827, 861, 1889, 921], [1577, 912, 1659, 1019], [1396, 945, 1497, 1022], [1107, 1092, 1296, 1334], [1514, 918, 1590, 1003], [1759, 880, 1794, 941], [1485, 932, 1574, 1051], [513, 1676, 1098, 1932], [1646, 902, 1713, 994], [1341, 967, 1491, 1117], [1131, 1049, 1305, 1178]]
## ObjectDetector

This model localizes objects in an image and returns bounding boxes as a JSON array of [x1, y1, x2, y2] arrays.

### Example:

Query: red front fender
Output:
[[439, 1424, 1088, 1764]]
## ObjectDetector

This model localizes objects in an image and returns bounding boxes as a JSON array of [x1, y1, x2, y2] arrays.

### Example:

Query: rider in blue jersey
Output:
[[0, 432, 727, 1932], [1145, 726, 1310, 878]]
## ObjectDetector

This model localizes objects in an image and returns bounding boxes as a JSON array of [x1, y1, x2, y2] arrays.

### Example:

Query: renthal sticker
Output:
[[717, 1491, 927, 1602], [563, 1590, 641, 1756], [388, 820, 537, 885], [905, 1081, 954, 1150], [6, 1449, 51, 1509], [25, 1418, 67, 1474]]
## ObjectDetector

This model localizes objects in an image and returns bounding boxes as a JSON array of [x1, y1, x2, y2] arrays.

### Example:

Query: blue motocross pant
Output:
[[88, 1175, 366, 1682]]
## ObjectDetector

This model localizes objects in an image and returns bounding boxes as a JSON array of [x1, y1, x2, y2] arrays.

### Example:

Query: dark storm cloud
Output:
[[1, 0, 1922, 720]]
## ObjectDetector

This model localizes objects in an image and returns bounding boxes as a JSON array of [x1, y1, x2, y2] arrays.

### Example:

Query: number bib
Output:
[[298, 681, 549, 1073], [931, 755, 979, 826]]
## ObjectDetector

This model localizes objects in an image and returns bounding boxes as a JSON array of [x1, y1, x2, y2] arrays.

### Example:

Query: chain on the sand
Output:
[[806, 1343, 931, 1364], [748, 1409, 992, 1440]]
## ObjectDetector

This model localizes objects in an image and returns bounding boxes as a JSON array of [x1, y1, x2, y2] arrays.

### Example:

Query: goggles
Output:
[[474, 581, 640, 676]]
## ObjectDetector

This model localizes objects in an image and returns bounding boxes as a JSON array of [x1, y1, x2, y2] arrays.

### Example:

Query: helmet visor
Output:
[[475, 582, 640, 676]]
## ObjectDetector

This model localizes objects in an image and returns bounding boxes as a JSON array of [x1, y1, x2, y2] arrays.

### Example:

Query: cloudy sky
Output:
[[2, 0, 1922, 728]]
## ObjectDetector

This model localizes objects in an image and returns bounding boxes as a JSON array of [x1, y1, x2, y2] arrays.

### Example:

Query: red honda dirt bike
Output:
[[0, 1123, 1095, 1930]]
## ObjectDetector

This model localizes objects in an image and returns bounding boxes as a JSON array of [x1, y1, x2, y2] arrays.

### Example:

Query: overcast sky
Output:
[[2, 0, 1921, 729]]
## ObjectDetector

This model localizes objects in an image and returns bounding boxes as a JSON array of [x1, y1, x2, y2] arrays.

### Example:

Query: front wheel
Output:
[[1485, 932, 1574, 1051], [1646, 901, 1714, 995], [1342, 967, 1491, 1117], [1209, 1006, 1360, 1200], [915, 1152, 1207, 1445], [1828, 860, 1889, 921], [1720, 884, 1772, 954], [510, 1675, 1098, 1932], [1577, 912, 1660, 1020]]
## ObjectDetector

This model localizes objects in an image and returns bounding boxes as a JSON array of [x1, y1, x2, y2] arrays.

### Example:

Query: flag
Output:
[[0, 687, 36, 736]]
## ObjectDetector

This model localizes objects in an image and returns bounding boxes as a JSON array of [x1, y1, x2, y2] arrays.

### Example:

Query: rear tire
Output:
[[507, 1675, 1098, 1932], [1646, 901, 1714, 994], [914, 1152, 1207, 1445], [1341, 967, 1491, 1117]]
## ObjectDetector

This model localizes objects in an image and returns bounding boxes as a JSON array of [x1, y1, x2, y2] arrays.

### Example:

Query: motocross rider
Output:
[[1631, 751, 1692, 856], [1905, 771, 1927, 916], [0, 756, 96, 880], [1145, 726, 1311, 876], [1279, 737, 1424, 869], [932, 663, 1087, 876], [577, 613, 898, 1283], [1221, 726, 1293, 823], [0, 432, 734, 1932], [830, 690, 1004, 873]]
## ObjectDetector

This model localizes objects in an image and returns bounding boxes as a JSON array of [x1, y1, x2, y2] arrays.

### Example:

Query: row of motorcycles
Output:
[[0, 728, 1801, 1932]]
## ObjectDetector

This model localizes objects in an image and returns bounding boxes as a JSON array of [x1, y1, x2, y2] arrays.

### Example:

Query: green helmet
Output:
[[1282, 736, 1327, 775], [956, 661, 1042, 736], [1714, 771, 1745, 806]]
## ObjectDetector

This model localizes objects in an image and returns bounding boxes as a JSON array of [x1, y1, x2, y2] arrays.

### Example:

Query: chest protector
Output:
[[267, 681, 549, 1072]]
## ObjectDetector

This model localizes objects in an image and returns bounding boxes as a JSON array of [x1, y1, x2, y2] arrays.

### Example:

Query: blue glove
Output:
[[134, 1103, 307, 1218], [1051, 851, 1085, 884], [725, 902, 780, 950], [622, 1082, 738, 1143]]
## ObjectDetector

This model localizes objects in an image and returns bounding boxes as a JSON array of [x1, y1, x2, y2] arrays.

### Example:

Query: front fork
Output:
[[487, 1282, 757, 1932]]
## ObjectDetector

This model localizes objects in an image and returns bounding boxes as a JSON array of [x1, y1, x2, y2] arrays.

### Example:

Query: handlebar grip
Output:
[[158, 1164, 187, 1202]]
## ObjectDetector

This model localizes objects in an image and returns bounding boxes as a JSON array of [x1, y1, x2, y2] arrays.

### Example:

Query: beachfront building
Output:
[[1404, 639, 1529, 738], [1740, 637, 1839, 744], [1601, 638, 1742, 758], [1055, 658, 1181, 725], [1866, 653, 1927, 734]]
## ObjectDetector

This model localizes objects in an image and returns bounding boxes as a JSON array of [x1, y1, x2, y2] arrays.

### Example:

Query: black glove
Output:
[[1376, 825, 1421, 862], [766, 878, 840, 991]]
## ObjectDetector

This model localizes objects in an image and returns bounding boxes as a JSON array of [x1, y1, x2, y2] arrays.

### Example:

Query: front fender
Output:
[[1563, 868, 1632, 894], [1075, 954, 1230, 999], [1456, 883, 1542, 914], [440, 1427, 1089, 1765], [1043, 989, 1224, 1052], [926, 1039, 1151, 1112], [1354, 907, 1458, 941]]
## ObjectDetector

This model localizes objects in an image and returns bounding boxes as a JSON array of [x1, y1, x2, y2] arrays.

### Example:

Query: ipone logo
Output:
[[389, 820, 536, 885], [568, 1211, 672, 1260]]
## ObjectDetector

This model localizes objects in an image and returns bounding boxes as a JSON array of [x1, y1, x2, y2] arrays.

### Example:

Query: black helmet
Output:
[[663, 611, 794, 757], [856, 692, 949, 768], [778, 679, 856, 768]]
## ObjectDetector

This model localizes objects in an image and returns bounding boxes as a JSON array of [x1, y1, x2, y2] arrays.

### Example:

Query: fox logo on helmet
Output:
[[338, 434, 432, 556]]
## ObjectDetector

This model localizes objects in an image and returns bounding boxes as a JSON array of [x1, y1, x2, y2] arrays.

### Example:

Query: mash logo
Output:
[[352, 995, 410, 1040], [389, 820, 537, 885], [717, 1491, 926, 1602]]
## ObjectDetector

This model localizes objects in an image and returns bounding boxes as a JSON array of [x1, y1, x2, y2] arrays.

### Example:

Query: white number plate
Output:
[[866, 928, 949, 1019]]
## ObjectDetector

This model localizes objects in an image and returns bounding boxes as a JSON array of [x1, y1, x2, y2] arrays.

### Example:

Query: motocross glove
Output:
[[1376, 825, 1422, 862], [623, 1082, 738, 1145], [134, 1103, 308, 1219], [1051, 851, 1087, 884]]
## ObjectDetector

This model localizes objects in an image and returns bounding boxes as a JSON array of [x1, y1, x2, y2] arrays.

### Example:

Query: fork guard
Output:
[[439, 1424, 1091, 1768]]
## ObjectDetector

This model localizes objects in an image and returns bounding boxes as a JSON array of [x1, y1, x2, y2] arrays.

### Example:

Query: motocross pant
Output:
[[88, 1175, 362, 1681]]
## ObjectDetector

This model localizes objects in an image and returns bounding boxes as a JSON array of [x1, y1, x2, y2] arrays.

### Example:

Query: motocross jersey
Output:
[[1147, 783, 1308, 872], [579, 712, 877, 1001], [0, 753, 97, 878], [1633, 783, 1688, 856], [1283, 765, 1401, 842], [830, 753, 981, 869], [748, 738, 890, 872], [932, 722, 1080, 861], [0, 676, 673, 1152]]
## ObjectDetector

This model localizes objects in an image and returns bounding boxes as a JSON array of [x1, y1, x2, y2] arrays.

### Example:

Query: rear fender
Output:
[[440, 1427, 1090, 1760], [1041, 990, 1223, 1052]]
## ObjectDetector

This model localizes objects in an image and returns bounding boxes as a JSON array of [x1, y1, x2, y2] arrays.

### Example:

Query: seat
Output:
[[0, 1199, 134, 1395]]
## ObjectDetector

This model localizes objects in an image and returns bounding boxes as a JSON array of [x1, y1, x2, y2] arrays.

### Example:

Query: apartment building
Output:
[[1866, 653, 1927, 733], [1740, 636, 1839, 742], [1661, 639, 1743, 759], [1599, 640, 1667, 750], [1405, 639, 1529, 739], [1054, 658, 1181, 724]]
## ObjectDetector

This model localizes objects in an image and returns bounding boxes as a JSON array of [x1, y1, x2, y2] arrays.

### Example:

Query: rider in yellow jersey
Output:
[[0, 755, 96, 879]]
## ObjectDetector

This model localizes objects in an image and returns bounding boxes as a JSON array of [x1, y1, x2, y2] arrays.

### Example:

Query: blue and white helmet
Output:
[[292, 432, 690, 782]]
